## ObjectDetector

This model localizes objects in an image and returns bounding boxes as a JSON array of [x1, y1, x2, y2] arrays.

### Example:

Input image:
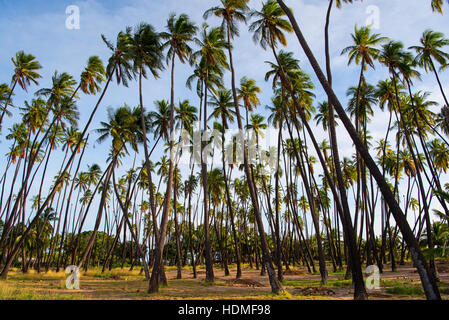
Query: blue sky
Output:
[[0, 0, 448, 234]]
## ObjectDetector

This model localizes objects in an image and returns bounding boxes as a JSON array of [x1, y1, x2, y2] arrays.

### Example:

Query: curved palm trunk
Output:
[[277, 0, 440, 300]]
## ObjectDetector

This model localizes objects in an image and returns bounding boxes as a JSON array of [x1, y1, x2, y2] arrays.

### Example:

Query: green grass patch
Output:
[[329, 279, 353, 288], [385, 286, 424, 296]]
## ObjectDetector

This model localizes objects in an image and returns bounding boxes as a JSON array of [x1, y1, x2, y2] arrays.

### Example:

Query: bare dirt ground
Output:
[[1, 261, 448, 300]]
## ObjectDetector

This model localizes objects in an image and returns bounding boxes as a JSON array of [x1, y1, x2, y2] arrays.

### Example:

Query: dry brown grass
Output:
[[0, 262, 448, 300]]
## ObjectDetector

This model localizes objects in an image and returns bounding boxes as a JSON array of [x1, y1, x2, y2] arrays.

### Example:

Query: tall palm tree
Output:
[[148, 14, 197, 293], [245, 0, 297, 293], [323, 0, 361, 279], [276, 0, 441, 300], [341, 25, 387, 135], [0, 51, 42, 128], [208, 89, 242, 278], [410, 29, 449, 107], [126, 21, 166, 290], [264, 50, 333, 285], [0, 70, 78, 263], [438, 105, 449, 136], [192, 23, 229, 283], [80, 56, 106, 95]]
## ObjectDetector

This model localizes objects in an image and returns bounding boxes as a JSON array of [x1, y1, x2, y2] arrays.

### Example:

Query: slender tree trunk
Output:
[[225, 17, 282, 294]]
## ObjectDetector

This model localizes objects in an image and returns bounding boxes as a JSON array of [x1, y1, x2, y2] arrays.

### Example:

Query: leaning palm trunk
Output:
[[429, 58, 449, 107], [276, 0, 440, 300]]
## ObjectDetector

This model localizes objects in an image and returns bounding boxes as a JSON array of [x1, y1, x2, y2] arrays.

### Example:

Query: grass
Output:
[[0, 281, 85, 300], [385, 286, 424, 296], [0, 263, 446, 300]]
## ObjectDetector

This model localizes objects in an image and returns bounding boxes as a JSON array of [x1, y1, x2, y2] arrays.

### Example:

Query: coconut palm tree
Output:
[[323, 2, 359, 277], [191, 23, 229, 283], [149, 16, 197, 290], [126, 21, 167, 290], [263, 47, 331, 286], [410, 29, 449, 107], [207, 89, 243, 278], [0, 51, 42, 128], [438, 106, 449, 136], [341, 28, 386, 229], [246, 0, 298, 293]]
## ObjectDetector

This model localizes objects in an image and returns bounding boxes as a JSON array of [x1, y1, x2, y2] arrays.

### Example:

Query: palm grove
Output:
[[0, 0, 449, 300]]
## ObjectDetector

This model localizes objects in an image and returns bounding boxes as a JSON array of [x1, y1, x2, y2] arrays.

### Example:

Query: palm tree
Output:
[[147, 15, 197, 292], [276, 0, 441, 300], [252, 0, 331, 283], [184, 174, 199, 277], [191, 23, 229, 283], [237, 77, 261, 127], [314, 101, 339, 131], [249, 0, 293, 53], [0, 84, 13, 119], [207, 89, 242, 278], [79, 106, 142, 267], [410, 29, 449, 107], [438, 105, 449, 136], [125, 21, 167, 290], [323, 1, 360, 278], [206, 1, 283, 288], [341, 25, 386, 135], [0, 70, 78, 265], [0, 51, 42, 128], [246, 0, 296, 293], [378, 41, 442, 281], [80, 56, 105, 95]]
